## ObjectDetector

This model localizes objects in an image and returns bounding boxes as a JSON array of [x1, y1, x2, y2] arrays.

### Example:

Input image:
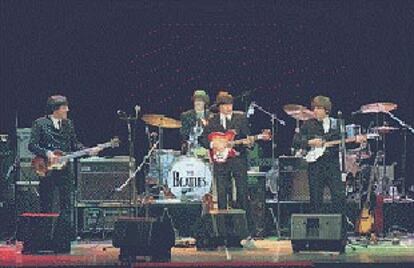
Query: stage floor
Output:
[[1, 236, 414, 267]]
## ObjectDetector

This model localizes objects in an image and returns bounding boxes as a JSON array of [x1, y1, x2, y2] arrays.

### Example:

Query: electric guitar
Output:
[[208, 129, 271, 163], [304, 134, 367, 163], [355, 157, 376, 235], [32, 137, 120, 177]]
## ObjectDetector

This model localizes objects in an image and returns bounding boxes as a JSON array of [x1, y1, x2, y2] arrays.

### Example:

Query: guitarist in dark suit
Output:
[[202, 92, 255, 235], [293, 96, 364, 214], [28, 95, 99, 253]]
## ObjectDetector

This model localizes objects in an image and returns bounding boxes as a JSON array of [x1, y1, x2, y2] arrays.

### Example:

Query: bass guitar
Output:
[[32, 137, 120, 177]]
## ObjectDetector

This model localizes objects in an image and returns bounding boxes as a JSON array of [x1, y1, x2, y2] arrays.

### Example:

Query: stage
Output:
[[1, 236, 414, 268]]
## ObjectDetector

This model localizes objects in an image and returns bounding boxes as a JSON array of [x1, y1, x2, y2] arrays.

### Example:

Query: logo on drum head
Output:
[[173, 171, 207, 188]]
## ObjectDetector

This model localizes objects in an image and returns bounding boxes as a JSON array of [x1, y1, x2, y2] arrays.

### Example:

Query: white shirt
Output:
[[220, 113, 232, 129], [50, 116, 62, 130], [322, 117, 330, 134]]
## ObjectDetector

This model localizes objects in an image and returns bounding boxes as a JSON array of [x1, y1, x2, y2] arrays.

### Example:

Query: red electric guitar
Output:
[[208, 129, 271, 163]]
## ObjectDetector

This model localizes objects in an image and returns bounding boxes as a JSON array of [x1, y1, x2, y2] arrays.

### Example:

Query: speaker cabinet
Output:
[[112, 213, 175, 262], [291, 214, 346, 253], [77, 156, 132, 203], [194, 209, 249, 249], [17, 213, 60, 253]]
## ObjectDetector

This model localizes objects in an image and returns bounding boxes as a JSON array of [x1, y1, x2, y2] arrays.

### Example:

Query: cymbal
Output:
[[283, 104, 306, 115], [142, 114, 182, 128], [283, 104, 315, 121], [360, 102, 397, 114], [372, 126, 399, 134]]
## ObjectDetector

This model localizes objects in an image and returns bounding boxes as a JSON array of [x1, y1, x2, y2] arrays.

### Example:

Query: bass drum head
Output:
[[167, 156, 212, 200]]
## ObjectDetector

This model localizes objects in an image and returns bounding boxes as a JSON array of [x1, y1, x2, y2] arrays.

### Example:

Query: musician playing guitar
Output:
[[28, 95, 101, 253], [202, 91, 256, 236], [292, 96, 365, 215]]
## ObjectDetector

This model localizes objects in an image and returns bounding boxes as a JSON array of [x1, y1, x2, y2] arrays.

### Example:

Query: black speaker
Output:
[[291, 214, 346, 253], [77, 156, 131, 203], [17, 213, 60, 253], [194, 209, 249, 249], [15, 181, 41, 215], [112, 210, 175, 262]]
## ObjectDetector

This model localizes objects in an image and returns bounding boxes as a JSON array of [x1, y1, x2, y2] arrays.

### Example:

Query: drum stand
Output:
[[384, 111, 414, 197]]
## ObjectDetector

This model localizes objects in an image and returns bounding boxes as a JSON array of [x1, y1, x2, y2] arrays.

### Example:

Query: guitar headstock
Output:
[[110, 136, 121, 148]]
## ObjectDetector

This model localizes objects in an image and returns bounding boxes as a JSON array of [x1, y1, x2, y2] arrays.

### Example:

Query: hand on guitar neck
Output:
[[308, 134, 367, 148]]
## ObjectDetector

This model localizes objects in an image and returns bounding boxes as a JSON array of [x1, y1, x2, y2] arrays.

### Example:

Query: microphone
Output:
[[134, 105, 141, 118], [351, 109, 363, 115], [117, 110, 127, 117], [247, 102, 255, 118]]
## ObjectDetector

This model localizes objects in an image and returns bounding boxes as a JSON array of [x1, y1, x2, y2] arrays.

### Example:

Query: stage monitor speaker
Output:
[[194, 209, 249, 249], [291, 214, 346, 253], [17, 213, 60, 254], [77, 156, 132, 203], [112, 212, 175, 261]]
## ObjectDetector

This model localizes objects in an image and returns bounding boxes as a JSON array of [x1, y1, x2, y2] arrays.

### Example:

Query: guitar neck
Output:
[[60, 142, 111, 161], [324, 136, 357, 148], [233, 134, 261, 145]]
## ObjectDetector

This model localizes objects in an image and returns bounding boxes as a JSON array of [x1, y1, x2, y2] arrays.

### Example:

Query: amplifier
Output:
[[17, 128, 34, 162], [19, 161, 39, 182], [77, 156, 133, 203], [80, 207, 131, 232], [278, 156, 310, 201]]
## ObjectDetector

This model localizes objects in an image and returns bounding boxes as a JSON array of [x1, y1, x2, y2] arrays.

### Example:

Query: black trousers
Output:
[[38, 169, 73, 251], [308, 158, 346, 214], [213, 156, 254, 235]]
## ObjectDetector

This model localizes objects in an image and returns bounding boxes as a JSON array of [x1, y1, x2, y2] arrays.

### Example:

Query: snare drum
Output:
[[167, 156, 212, 200]]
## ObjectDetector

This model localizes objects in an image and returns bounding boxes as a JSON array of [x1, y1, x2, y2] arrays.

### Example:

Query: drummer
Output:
[[180, 90, 211, 153]]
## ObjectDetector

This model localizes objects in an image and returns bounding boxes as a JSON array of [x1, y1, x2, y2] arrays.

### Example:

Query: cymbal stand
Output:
[[384, 112, 414, 196], [116, 141, 159, 217]]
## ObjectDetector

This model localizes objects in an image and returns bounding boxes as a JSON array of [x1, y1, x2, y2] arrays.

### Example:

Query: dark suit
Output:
[[293, 118, 346, 214], [28, 116, 83, 252], [180, 109, 209, 141], [203, 111, 254, 234]]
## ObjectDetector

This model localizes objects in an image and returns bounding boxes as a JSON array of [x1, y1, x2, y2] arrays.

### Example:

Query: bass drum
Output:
[[167, 156, 212, 201]]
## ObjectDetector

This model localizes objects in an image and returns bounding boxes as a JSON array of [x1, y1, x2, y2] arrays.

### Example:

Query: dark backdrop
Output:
[[1, 1, 413, 186]]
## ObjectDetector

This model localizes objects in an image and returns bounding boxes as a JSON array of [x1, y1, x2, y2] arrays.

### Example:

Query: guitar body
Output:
[[355, 207, 374, 235], [208, 131, 237, 163], [304, 146, 326, 163], [31, 150, 66, 177]]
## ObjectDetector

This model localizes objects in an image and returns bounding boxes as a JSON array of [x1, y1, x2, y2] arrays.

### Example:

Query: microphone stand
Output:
[[250, 102, 285, 238], [384, 112, 414, 197], [118, 110, 140, 214], [116, 141, 159, 217]]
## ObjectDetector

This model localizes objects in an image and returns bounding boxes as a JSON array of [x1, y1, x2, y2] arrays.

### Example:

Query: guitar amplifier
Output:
[[17, 128, 34, 162], [80, 207, 131, 232], [278, 156, 310, 201], [77, 156, 133, 203]]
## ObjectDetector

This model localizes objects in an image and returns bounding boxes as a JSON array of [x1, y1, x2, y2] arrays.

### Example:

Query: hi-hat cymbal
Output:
[[372, 126, 399, 134], [360, 102, 397, 114], [283, 104, 315, 121], [142, 114, 182, 128]]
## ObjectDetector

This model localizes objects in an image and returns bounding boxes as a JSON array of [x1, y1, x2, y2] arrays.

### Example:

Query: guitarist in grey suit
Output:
[[28, 95, 99, 253], [293, 96, 346, 214]]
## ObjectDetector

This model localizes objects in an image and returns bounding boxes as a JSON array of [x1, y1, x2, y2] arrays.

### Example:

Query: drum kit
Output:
[[141, 114, 212, 201], [283, 102, 404, 200]]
